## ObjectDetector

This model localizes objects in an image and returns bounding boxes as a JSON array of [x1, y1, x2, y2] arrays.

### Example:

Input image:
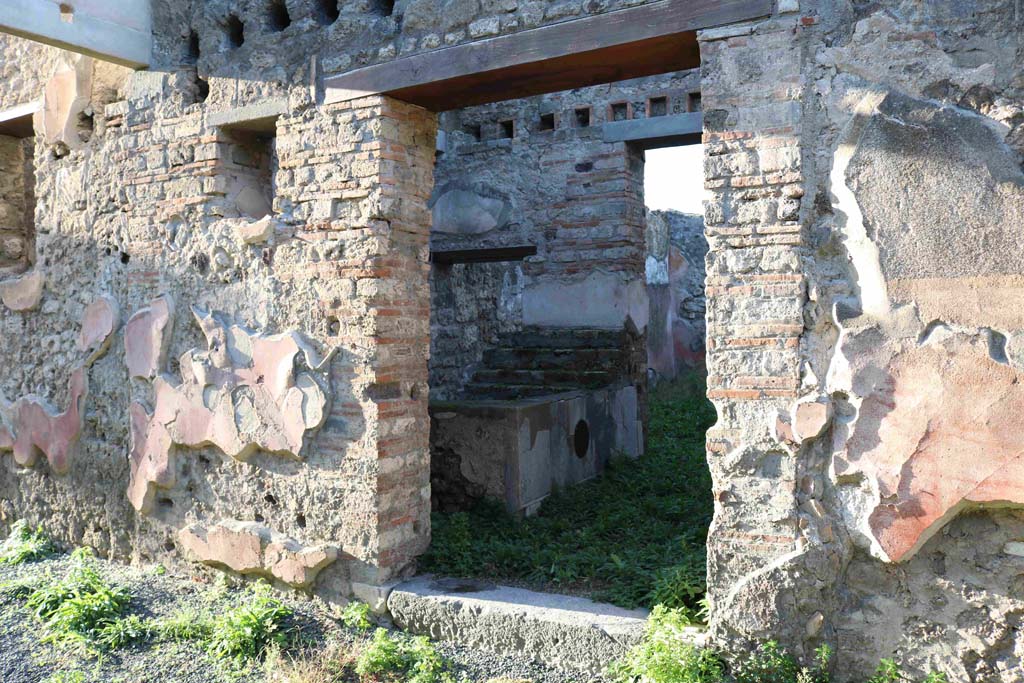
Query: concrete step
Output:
[[469, 368, 615, 388], [387, 576, 672, 676], [482, 347, 622, 372]]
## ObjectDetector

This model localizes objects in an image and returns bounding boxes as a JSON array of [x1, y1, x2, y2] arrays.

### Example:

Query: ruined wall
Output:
[[702, 1, 1024, 680], [430, 71, 699, 398], [151, 0, 671, 89], [0, 34, 63, 107], [0, 26, 436, 602], [646, 209, 707, 380]]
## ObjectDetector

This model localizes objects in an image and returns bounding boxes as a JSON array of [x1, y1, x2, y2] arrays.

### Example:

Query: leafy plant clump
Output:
[[425, 372, 716, 613], [340, 600, 373, 631], [355, 628, 455, 683], [0, 520, 57, 565], [608, 605, 723, 683], [611, 612, 949, 683], [26, 548, 131, 647], [206, 581, 294, 664]]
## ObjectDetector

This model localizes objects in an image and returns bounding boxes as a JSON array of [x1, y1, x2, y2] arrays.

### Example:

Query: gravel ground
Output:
[[0, 552, 603, 683]]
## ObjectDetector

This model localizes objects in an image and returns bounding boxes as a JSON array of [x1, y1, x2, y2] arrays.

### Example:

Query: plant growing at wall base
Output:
[[608, 605, 724, 683], [207, 581, 294, 664], [355, 628, 455, 683], [340, 600, 373, 631], [0, 520, 56, 565], [26, 547, 131, 647]]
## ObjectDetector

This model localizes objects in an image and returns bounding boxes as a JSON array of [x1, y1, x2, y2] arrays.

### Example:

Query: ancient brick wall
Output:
[[0, 33, 436, 600], [2, 1, 1024, 679]]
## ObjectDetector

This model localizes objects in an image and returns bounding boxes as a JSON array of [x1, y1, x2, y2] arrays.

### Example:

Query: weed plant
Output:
[[425, 372, 716, 613], [355, 628, 455, 683], [26, 548, 130, 647], [206, 581, 294, 664], [0, 520, 56, 565], [610, 607, 949, 683], [340, 600, 373, 631]]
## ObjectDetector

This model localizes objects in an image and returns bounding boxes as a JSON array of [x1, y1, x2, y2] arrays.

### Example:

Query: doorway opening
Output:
[[422, 72, 714, 620]]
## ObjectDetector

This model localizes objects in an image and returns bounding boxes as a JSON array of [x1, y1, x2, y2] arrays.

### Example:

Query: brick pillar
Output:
[[276, 96, 436, 590], [699, 17, 837, 658]]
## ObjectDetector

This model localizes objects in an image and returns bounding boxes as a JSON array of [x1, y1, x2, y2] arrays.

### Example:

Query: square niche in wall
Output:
[[0, 108, 37, 276]]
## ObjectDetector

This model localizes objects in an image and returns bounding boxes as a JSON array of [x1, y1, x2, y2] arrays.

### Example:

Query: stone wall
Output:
[[430, 70, 700, 398], [0, 136, 33, 275], [0, 31, 437, 602], [2, 1, 1024, 679], [646, 209, 707, 380], [151, 0, 670, 92], [701, 1, 1024, 680]]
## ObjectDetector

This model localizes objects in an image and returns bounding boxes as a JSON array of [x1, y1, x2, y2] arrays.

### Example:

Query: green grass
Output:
[[0, 520, 57, 565], [424, 372, 716, 614]]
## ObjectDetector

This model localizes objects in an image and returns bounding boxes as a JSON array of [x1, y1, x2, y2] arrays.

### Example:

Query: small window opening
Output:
[[371, 0, 396, 15], [574, 107, 592, 128], [573, 420, 590, 459], [687, 92, 702, 113], [269, 0, 291, 31], [538, 113, 556, 132], [499, 120, 515, 139], [186, 29, 201, 63], [316, 0, 340, 24], [647, 96, 669, 118], [610, 102, 630, 121], [225, 15, 245, 48], [222, 128, 276, 219], [195, 74, 210, 104], [464, 123, 482, 141]]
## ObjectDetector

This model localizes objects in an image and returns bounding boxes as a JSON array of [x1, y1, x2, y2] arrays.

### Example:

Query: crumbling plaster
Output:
[[702, 1, 1024, 680], [0, 0, 1022, 679]]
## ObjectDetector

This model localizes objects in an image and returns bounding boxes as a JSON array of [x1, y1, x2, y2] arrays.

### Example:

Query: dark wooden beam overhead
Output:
[[430, 246, 537, 265], [324, 0, 771, 111]]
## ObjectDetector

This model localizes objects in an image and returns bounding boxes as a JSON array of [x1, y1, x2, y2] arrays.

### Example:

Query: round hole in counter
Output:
[[573, 419, 590, 459]]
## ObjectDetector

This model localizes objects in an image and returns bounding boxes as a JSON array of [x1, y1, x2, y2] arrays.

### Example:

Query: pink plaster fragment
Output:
[[126, 305, 328, 513], [178, 520, 337, 588], [845, 343, 1024, 562], [0, 368, 88, 475], [0, 269, 44, 311], [77, 295, 120, 363], [124, 296, 174, 379]]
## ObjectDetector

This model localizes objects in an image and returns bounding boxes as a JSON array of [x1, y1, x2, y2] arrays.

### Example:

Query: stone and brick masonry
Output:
[[0, 1, 1023, 680]]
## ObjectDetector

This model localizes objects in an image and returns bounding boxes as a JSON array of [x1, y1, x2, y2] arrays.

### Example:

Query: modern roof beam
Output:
[[0, 0, 151, 69]]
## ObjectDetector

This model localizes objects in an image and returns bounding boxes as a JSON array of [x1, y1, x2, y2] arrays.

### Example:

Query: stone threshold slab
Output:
[[386, 576, 701, 675]]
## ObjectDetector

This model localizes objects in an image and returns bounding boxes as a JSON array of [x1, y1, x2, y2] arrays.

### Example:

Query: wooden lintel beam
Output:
[[324, 0, 771, 111], [430, 246, 538, 265], [0, 102, 39, 138], [0, 0, 151, 69]]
